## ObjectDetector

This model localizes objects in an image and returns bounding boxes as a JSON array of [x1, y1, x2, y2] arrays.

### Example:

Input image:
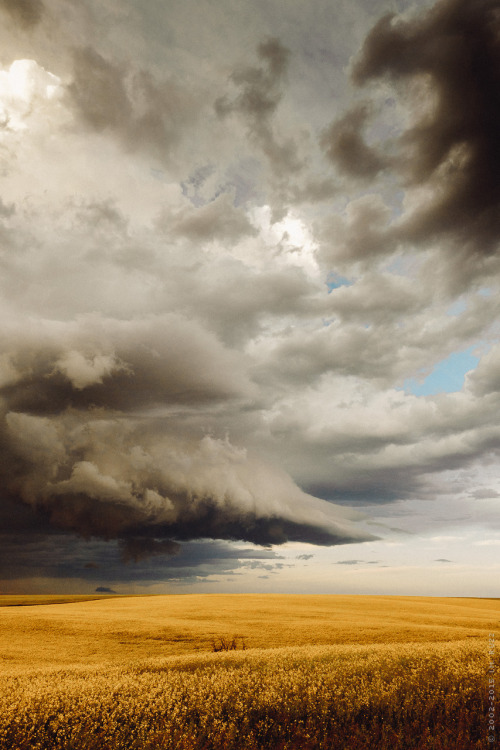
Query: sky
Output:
[[0, 0, 499, 597]]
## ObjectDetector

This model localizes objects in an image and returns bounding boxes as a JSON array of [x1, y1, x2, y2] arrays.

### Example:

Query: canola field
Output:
[[0, 594, 497, 749]]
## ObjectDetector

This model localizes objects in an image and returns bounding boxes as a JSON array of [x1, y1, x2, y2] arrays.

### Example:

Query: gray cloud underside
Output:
[[0, 528, 288, 584], [0, 316, 375, 551]]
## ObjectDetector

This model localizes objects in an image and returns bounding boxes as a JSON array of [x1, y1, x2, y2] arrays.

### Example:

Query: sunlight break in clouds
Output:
[[0, 0, 499, 595]]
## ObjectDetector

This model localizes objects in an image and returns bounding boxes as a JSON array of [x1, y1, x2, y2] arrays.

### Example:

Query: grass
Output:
[[0, 595, 497, 748]]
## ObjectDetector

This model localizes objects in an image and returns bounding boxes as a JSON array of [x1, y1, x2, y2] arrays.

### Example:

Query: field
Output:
[[0, 594, 497, 749]]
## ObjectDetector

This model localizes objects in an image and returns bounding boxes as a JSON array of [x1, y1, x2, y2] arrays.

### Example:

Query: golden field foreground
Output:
[[0, 594, 498, 749]]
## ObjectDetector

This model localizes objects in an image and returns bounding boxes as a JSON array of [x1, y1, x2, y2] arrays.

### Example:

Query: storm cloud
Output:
[[0, 0, 499, 593], [322, 0, 500, 290]]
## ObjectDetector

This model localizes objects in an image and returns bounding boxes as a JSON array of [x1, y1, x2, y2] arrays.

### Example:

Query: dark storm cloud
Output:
[[0, 307, 375, 555], [0, 314, 252, 414], [95, 586, 117, 593], [321, 103, 388, 179], [5, 459, 371, 548], [0, 531, 287, 584], [120, 538, 181, 563], [68, 47, 196, 163], [322, 0, 500, 281], [158, 512, 367, 547], [0, 404, 375, 554], [0, 0, 44, 28], [366, 0, 500, 249]]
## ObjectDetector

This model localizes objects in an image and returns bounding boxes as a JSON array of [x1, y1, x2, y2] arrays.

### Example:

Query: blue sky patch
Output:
[[446, 298, 467, 317], [403, 347, 480, 396], [326, 273, 353, 292]]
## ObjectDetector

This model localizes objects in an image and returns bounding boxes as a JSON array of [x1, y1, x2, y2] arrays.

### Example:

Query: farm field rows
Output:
[[0, 595, 497, 748]]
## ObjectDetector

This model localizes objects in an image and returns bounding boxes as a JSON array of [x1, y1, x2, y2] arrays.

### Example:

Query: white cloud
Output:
[[0, 59, 63, 131]]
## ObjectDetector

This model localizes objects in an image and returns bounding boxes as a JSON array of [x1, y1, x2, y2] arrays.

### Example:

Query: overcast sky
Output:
[[0, 0, 499, 596]]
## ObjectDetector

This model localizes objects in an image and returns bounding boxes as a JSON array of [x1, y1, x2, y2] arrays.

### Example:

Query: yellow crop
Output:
[[0, 594, 496, 749]]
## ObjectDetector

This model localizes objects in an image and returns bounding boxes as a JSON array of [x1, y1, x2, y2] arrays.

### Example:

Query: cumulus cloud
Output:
[[0, 314, 253, 413], [261, 370, 500, 507], [466, 343, 500, 396], [0, 59, 64, 132]]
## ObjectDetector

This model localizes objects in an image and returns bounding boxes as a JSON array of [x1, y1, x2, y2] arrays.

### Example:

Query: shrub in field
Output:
[[211, 636, 247, 652]]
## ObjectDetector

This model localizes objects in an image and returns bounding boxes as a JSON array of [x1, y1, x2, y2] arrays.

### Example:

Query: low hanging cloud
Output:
[[0, 314, 376, 555], [1, 409, 375, 548], [0, 531, 288, 585]]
